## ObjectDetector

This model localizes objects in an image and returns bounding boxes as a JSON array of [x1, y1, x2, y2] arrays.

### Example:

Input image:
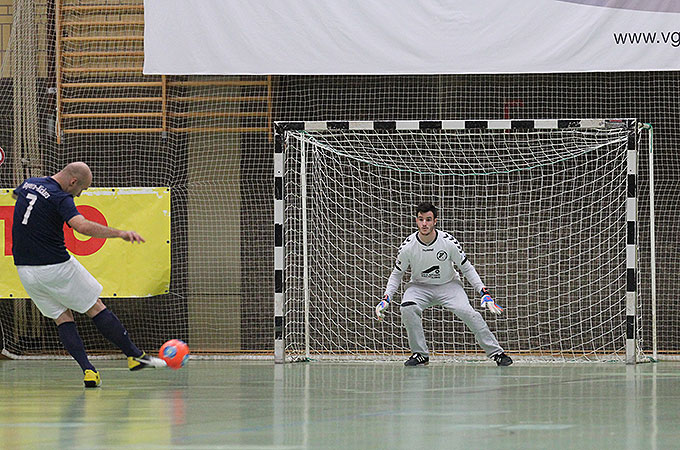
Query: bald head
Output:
[[63, 162, 92, 180], [53, 161, 92, 197]]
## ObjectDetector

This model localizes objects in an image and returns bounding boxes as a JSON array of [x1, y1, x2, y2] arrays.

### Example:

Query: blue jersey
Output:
[[12, 177, 81, 266]]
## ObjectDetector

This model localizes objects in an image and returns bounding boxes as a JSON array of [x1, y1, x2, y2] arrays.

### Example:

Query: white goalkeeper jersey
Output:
[[383, 230, 485, 299]]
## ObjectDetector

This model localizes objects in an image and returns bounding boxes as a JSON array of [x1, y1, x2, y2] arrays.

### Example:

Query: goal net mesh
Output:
[[281, 124, 640, 361]]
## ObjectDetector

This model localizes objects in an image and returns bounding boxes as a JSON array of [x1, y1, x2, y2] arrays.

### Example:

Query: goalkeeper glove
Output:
[[480, 287, 503, 315], [375, 294, 390, 320]]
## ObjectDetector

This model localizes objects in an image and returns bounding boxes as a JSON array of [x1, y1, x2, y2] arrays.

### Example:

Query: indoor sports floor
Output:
[[1, 359, 678, 449]]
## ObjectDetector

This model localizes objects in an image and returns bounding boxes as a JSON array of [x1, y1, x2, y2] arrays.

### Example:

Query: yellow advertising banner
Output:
[[0, 187, 170, 298]]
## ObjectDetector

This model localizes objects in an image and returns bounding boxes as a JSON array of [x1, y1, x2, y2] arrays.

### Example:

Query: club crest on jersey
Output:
[[437, 250, 447, 261]]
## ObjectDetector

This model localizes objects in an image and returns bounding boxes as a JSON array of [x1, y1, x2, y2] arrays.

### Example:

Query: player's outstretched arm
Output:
[[68, 214, 145, 243], [480, 287, 503, 315]]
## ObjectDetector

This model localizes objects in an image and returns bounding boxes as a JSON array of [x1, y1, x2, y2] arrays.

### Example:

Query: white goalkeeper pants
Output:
[[399, 280, 504, 358]]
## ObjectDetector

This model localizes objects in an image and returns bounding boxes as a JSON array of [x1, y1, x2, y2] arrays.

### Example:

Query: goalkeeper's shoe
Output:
[[83, 369, 101, 388], [128, 352, 167, 371], [491, 352, 513, 366], [404, 353, 429, 367]]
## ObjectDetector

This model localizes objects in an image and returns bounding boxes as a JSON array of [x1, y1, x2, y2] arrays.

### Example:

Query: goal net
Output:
[[276, 119, 646, 363]]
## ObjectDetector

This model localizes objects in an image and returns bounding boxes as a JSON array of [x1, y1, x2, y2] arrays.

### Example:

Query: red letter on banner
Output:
[[0, 205, 13, 256], [64, 205, 107, 256]]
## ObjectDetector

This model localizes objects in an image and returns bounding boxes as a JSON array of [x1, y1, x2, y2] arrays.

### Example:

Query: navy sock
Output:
[[57, 321, 96, 372], [92, 308, 142, 358]]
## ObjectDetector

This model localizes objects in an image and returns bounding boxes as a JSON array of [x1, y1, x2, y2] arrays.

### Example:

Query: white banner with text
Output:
[[144, 0, 680, 75]]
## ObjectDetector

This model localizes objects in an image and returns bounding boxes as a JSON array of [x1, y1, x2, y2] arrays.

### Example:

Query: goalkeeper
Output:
[[375, 202, 512, 367]]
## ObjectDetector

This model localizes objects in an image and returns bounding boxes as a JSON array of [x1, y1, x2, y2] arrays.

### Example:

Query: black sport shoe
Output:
[[491, 352, 513, 366], [404, 353, 429, 366]]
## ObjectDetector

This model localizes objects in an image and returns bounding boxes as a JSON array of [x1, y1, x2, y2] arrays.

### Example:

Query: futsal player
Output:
[[11, 162, 166, 387], [375, 202, 513, 366]]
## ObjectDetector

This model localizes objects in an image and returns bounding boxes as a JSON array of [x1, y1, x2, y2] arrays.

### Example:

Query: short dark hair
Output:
[[415, 202, 437, 218]]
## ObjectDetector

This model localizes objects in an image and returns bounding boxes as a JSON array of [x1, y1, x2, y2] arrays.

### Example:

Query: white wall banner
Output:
[[143, 0, 680, 75]]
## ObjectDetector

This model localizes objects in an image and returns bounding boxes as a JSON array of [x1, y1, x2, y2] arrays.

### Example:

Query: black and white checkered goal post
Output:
[[274, 128, 285, 363], [626, 128, 638, 364]]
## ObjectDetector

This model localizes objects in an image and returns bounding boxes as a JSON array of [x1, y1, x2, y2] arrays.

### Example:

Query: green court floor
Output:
[[0, 359, 678, 449]]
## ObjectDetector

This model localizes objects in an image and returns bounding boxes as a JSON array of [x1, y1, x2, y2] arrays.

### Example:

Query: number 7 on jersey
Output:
[[21, 193, 38, 225]]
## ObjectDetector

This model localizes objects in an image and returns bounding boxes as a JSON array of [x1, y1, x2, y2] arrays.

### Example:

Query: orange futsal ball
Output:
[[159, 339, 190, 370]]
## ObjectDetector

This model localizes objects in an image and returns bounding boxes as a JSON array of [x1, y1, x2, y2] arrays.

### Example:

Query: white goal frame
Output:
[[273, 119, 648, 364]]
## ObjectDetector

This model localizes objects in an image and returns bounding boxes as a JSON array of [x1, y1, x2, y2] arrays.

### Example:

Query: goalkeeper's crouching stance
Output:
[[375, 202, 512, 367]]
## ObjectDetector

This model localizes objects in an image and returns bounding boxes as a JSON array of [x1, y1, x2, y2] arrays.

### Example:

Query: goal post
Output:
[[274, 119, 649, 364]]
